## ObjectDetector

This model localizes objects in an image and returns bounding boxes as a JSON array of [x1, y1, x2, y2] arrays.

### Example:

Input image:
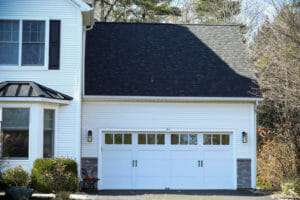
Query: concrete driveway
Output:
[[70, 190, 274, 200]]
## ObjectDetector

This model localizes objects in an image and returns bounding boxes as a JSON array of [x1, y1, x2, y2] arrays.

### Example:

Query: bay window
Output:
[[1, 108, 29, 159], [43, 109, 55, 158]]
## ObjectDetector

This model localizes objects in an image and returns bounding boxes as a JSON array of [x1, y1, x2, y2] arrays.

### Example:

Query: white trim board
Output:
[[83, 95, 263, 103], [0, 97, 70, 105]]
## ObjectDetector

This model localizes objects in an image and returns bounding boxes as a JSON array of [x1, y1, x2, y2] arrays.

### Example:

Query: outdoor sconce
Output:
[[242, 131, 248, 143], [88, 130, 92, 142]]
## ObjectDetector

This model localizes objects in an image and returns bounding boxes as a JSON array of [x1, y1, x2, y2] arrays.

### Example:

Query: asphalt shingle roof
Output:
[[85, 22, 261, 98], [0, 81, 73, 100]]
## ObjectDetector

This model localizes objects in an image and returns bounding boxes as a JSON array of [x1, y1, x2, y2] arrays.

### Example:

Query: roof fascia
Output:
[[69, 0, 92, 12], [83, 95, 263, 103]]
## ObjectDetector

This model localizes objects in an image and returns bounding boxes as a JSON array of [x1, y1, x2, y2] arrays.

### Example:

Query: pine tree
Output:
[[94, 0, 181, 22]]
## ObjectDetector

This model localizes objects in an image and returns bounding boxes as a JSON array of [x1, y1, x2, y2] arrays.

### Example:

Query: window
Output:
[[43, 109, 55, 158], [138, 133, 165, 145], [105, 133, 132, 145], [171, 134, 198, 145], [157, 134, 165, 145], [22, 21, 45, 65], [203, 134, 212, 145], [203, 134, 230, 145], [114, 134, 122, 144], [222, 135, 230, 145], [1, 108, 29, 159], [0, 20, 19, 65], [0, 20, 45, 66]]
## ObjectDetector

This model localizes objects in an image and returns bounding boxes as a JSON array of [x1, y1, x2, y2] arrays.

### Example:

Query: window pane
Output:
[[22, 21, 45, 65], [105, 134, 113, 144], [22, 43, 45, 65], [147, 134, 155, 144], [22, 21, 45, 42], [189, 134, 197, 145], [2, 108, 29, 129], [2, 130, 28, 158], [171, 134, 179, 145], [0, 21, 19, 65], [0, 21, 19, 42], [114, 134, 122, 144], [43, 130, 54, 158], [157, 134, 165, 145], [124, 134, 132, 144], [44, 110, 54, 130], [180, 134, 188, 145], [213, 134, 220, 145], [203, 134, 211, 145], [0, 44, 19, 64], [43, 110, 55, 158], [138, 134, 146, 144], [222, 135, 230, 145]]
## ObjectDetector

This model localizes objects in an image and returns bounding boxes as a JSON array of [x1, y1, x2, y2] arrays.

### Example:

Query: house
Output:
[[0, 0, 262, 190]]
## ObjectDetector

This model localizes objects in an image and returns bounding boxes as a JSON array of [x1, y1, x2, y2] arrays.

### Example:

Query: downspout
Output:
[[80, 3, 94, 178]]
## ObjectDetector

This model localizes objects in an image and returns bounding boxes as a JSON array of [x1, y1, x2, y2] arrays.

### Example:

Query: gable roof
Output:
[[0, 81, 73, 101], [85, 23, 262, 98]]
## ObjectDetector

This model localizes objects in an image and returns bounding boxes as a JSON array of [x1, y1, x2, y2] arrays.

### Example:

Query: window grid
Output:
[[138, 133, 165, 145], [105, 133, 132, 145], [171, 134, 198, 145], [0, 20, 19, 65], [203, 134, 230, 145], [0, 20, 46, 66]]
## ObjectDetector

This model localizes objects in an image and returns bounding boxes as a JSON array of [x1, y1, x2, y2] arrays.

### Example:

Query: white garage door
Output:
[[100, 132, 234, 190]]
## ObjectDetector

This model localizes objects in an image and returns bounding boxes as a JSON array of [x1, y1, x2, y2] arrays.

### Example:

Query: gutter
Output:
[[83, 95, 264, 103]]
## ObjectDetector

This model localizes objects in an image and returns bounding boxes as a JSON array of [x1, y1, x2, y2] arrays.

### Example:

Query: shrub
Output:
[[281, 177, 300, 197], [31, 158, 78, 193], [0, 171, 8, 191], [257, 139, 297, 189], [2, 166, 29, 187]]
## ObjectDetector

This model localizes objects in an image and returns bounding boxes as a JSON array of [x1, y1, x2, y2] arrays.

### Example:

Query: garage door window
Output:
[[138, 133, 165, 145], [203, 134, 230, 145], [105, 133, 132, 144], [171, 134, 197, 145]]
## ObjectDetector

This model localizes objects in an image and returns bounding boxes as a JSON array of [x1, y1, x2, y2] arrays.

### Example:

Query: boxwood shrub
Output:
[[2, 166, 29, 188], [31, 158, 78, 193]]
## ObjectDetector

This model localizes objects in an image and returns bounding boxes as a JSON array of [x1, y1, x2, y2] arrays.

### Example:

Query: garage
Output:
[[99, 131, 234, 190]]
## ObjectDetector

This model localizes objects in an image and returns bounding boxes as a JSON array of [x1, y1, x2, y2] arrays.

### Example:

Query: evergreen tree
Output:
[[94, 0, 181, 22]]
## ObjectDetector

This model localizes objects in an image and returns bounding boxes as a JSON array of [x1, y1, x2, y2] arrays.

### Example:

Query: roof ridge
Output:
[[94, 22, 239, 26]]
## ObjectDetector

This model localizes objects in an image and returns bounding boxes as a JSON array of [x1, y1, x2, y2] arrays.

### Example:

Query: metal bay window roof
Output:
[[0, 81, 73, 101]]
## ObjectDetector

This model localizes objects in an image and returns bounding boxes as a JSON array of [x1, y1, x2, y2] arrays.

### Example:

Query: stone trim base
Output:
[[237, 159, 251, 188]]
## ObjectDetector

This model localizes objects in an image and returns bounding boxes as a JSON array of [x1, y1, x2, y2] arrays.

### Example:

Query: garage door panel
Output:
[[135, 177, 168, 189], [100, 132, 234, 190], [101, 177, 132, 189], [102, 150, 133, 189], [203, 150, 233, 188], [170, 150, 199, 159], [135, 150, 168, 189]]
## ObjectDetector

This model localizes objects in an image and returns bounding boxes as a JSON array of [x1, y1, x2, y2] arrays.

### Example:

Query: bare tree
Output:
[[250, 0, 300, 177]]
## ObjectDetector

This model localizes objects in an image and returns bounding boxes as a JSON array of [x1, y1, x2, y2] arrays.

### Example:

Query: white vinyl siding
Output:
[[0, 0, 84, 170]]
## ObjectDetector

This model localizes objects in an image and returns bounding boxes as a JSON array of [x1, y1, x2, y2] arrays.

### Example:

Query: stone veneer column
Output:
[[237, 159, 251, 188]]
